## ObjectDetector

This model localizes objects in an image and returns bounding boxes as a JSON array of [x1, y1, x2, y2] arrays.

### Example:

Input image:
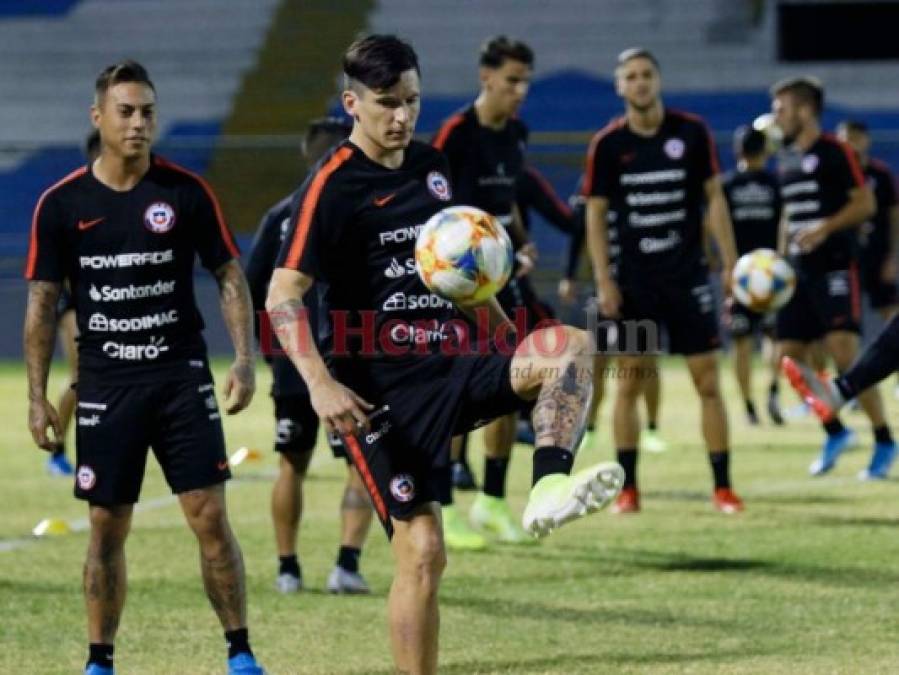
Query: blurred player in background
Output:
[[722, 126, 783, 425], [432, 36, 538, 546], [24, 61, 265, 675], [771, 77, 895, 479], [585, 48, 743, 514], [246, 117, 373, 595]]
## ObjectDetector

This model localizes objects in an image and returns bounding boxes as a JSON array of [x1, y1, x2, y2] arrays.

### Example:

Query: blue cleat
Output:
[[84, 665, 115, 675], [47, 452, 74, 476], [228, 652, 266, 675], [858, 441, 897, 481], [809, 429, 856, 476]]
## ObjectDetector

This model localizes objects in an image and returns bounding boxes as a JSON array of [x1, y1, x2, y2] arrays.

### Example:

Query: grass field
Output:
[[2, 356, 899, 674]]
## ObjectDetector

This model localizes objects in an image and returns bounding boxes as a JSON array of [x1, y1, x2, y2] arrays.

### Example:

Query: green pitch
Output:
[[2, 357, 899, 674]]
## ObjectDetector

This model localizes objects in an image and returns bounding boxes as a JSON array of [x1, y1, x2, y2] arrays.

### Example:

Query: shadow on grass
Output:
[[809, 515, 899, 528]]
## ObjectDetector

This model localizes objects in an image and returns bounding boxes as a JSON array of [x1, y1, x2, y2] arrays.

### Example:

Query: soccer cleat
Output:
[[274, 572, 302, 594], [326, 566, 371, 594], [47, 452, 74, 476], [712, 488, 745, 513], [781, 356, 843, 422], [441, 505, 487, 551], [767, 390, 784, 425], [611, 486, 640, 514], [469, 493, 536, 544], [84, 665, 115, 675], [858, 441, 897, 481], [227, 652, 266, 675], [808, 429, 857, 476], [641, 430, 668, 453], [451, 460, 478, 491], [522, 462, 624, 538]]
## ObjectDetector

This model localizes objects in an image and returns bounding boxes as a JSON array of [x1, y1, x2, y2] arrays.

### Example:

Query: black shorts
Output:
[[334, 351, 524, 537], [613, 269, 721, 356], [724, 301, 776, 339], [273, 393, 320, 455], [75, 374, 229, 506], [860, 255, 899, 310], [776, 266, 861, 342]]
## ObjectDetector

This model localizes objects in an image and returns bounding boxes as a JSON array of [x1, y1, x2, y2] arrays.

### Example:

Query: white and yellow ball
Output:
[[731, 248, 796, 313], [414, 205, 513, 306]]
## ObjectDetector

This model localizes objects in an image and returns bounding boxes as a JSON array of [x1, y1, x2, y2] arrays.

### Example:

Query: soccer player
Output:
[[722, 126, 783, 425], [24, 61, 265, 675], [836, 120, 899, 324], [432, 36, 539, 545], [585, 47, 744, 514], [770, 77, 895, 479], [266, 35, 623, 675], [246, 117, 373, 594]]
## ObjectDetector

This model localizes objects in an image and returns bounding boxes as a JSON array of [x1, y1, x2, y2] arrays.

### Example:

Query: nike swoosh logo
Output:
[[374, 193, 397, 207], [217, 461, 229, 471], [77, 217, 105, 231]]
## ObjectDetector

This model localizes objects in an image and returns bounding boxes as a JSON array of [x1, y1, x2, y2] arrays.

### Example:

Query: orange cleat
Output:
[[713, 488, 745, 514], [781, 356, 840, 422], [612, 486, 640, 514]]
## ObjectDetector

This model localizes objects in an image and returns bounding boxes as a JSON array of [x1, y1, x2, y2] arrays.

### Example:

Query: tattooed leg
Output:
[[85, 505, 133, 643], [511, 326, 595, 453], [341, 467, 373, 549], [179, 485, 247, 630]]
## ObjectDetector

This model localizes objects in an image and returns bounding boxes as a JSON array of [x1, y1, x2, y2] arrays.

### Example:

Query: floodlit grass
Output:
[[2, 356, 899, 674]]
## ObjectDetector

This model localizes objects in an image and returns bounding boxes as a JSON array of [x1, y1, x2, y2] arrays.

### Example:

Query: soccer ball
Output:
[[731, 248, 796, 313], [415, 205, 513, 306], [752, 113, 784, 153]]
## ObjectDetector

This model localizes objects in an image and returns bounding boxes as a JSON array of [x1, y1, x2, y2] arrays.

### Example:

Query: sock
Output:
[[337, 545, 361, 574], [87, 643, 114, 668], [456, 433, 470, 465], [432, 465, 453, 506], [769, 380, 779, 395], [709, 450, 731, 489], [278, 554, 300, 578], [225, 628, 252, 659], [841, 312, 899, 394], [647, 421, 657, 432], [52, 442, 66, 458], [823, 418, 846, 437], [745, 401, 757, 418], [483, 457, 510, 498], [617, 448, 638, 488], [874, 425, 893, 445], [532, 446, 574, 485]]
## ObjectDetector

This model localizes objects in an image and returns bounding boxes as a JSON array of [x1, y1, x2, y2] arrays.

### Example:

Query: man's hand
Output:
[[597, 277, 622, 318], [222, 358, 256, 415], [794, 220, 830, 253], [515, 242, 538, 278], [29, 397, 61, 451], [557, 278, 577, 305], [309, 376, 375, 437]]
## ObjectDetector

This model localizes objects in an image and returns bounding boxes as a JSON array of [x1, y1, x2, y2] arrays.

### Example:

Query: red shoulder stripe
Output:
[[154, 156, 240, 257], [284, 146, 354, 270], [582, 116, 625, 196], [432, 112, 466, 151], [25, 166, 88, 279]]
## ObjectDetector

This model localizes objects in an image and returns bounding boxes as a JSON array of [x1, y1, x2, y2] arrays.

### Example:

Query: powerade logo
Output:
[[379, 225, 424, 246], [89, 280, 176, 303], [79, 250, 174, 269]]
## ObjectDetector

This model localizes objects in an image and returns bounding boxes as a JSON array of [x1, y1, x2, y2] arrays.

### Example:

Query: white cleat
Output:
[[522, 462, 625, 539], [326, 566, 371, 594], [275, 572, 302, 594]]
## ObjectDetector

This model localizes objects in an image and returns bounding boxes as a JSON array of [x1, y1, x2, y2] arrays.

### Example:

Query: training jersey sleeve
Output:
[[519, 165, 574, 234], [582, 130, 617, 199], [24, 189, 66, 282], [245, 206, 284, 315], [189, 178, 241, 272], [831, 140, 866, 195], [691, 119, 720, 184], [431, 113, 469, 195]]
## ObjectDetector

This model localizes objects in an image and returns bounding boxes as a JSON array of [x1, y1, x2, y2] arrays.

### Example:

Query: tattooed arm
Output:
[[24, 280, 62, 450], [266, 267, 372, 435], [213, 259, 256, 414]]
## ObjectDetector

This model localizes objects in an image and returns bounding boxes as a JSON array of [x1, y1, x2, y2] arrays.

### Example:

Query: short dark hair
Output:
[[616, 47, 660, 71], [95, 60, 155, 102], [837, 119, 868, 136], [306, 116, 352, 144], [770, 76, 824, 115], [479, 35, 534, 69], [84, 129, 101, 162], [733, 125, 766, 158], [343, 34, 419, 91]]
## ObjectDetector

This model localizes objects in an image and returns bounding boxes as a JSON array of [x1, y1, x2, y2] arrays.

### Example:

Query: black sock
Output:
[[617, 448, 638, 488], [823, 418, 846, 437], [87, 643, 114, 668], [433, 465, 453, 506], [483, 457, 510, 498], [769, 380, 779, 395], [842, 313, 899, 394], [457, 433, 469, 465], [278, 554, 300, 577], [874, 425, 894, 445], [709, 450, 731, 489], [225, 628, 252, 659], [745, 401, 757, 418], [532, 446, 574, 485], [52, 442, 66, 458], [647, 421, 657, 432], [337, 545, 361, 574]]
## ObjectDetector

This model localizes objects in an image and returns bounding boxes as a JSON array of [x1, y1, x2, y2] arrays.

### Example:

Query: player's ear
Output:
[[342, 89, 358, 119], [90, 103, 101, 130], [614, 70, 624, 97], [478, 66, 492, 89]]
